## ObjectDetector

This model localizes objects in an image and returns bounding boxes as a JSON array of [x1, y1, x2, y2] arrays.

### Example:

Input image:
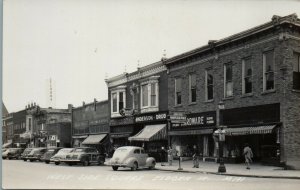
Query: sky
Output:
[[2, 0, 300, 112]]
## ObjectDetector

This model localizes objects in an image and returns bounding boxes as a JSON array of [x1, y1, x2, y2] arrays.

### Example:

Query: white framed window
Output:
[[140, 76, 159, 113], [242, 57, 252, 94], [293, 52, 300, 90], [110, 86, 126, 117], [189, 74, 197, 103], [175, 78, 182, 105], [224, 63, 233, 97], [263, 50, 275, 91], [205, 69, 214, 101]]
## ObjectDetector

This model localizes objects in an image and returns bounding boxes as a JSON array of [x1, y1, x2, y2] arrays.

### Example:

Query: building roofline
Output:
[[72, 100, 108, 110], [165, 14, 300, 65]]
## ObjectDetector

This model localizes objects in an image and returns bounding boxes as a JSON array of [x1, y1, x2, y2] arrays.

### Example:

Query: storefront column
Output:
[[203, 136, 209, 157]]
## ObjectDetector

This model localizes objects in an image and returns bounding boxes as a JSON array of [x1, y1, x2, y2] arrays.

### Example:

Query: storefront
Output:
[[128, 111, 168, 161], [221, 103, 281, 165], [169, 111, 216, 160]]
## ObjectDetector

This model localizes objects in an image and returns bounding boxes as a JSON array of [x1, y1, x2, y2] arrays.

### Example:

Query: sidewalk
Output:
[[155, 160, 300, 179]]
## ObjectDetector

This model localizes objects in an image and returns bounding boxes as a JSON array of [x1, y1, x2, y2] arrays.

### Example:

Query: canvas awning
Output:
[[169, 129, 213, 136], [225, 125, 277, 136], [82, 134, 107, 145], [128, 124, 166, 141]]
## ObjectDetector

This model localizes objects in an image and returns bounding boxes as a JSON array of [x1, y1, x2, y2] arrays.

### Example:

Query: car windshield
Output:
[[113, 148, 128, 157]]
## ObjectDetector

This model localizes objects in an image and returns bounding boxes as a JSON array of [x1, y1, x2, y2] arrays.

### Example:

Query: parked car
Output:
[[26, 148, 47, 162], [50, 148, 74, 165], [21, 148, 33, 161], [61, 147, 105, 166], [3, 148, 24, 160], [2, 149, 10, 159], [41, 147, 63, 164], [107, 146, 156, 171]]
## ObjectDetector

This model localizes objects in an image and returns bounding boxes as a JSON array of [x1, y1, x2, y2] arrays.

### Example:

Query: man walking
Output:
[[192, 145, 199, 168], [167, 146, 174, 166], [243, 143, 253, 169]]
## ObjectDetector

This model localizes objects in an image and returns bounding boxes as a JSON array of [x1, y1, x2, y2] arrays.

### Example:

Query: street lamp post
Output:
[[216, 101, 226, 173]]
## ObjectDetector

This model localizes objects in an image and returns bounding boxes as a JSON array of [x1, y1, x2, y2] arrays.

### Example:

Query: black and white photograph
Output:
[[1, 0, 300, 189]]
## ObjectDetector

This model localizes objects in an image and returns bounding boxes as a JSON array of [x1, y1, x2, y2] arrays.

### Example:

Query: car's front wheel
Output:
[[45, 161, 50, 164], [112, 166, 118, 171], [55, 162, 60, 165], [29, 159, 34, 162], [131, 162, 138, 171], [149, 161, 156, 170], [23, 159, 27, 162], [82, 159, 89, 166]]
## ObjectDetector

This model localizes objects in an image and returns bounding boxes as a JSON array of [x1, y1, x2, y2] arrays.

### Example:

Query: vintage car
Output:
[[3, 148, 24, 160], [107, 146, 156, 171], [50, 148, 74, 165], [21, 148, 33, 161], [41, 147, 63, 164], [2, 149, 10, 159], [26, 148, 47, 162], [60, 147, 105, 166]]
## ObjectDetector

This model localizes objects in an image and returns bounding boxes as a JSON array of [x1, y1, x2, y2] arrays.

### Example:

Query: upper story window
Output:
[[224, 63, 233, 97], [110, 86, 126, 117], [205, 69, 214, 101], [175, 78, 182, 105], [189, 74, 197, 103], [293, 52, 300, 90], [140, 76, 159, 113], [263, 50, 275, 91], [242, 57, 253, 94]]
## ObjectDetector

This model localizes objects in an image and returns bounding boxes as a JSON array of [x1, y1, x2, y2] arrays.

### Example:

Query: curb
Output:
[[155, 168, 300, 180]]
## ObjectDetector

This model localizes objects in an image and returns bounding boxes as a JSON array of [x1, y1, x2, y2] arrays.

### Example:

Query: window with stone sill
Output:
[[242, 57, 253, 94], [293, 52, 300, 90], [224, 63, 233, 98], [206, 69, 214, 101], [263, 50, 275, 91], [175, 78, 182, 105], [140, 80, 159, 112], [189, 74, 197, 103], [110, 88, 126, 117]]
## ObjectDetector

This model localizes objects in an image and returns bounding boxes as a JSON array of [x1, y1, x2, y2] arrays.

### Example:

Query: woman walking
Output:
[[243, 143, 253, 169]]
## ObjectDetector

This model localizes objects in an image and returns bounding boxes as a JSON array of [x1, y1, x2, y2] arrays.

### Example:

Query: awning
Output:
[[82, 134, 107, 145], [169, 129, 213, 136], [110, 132, 132, 138], [225, 125, 277, 136], [128, 124, 166, 141], [2, 142, 12, 148], [72, 135, 88, 139]]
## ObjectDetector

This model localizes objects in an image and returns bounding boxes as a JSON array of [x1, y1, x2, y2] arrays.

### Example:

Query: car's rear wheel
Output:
[[68, 162, 73, 166], [112, 166, 118, 171], [8, 157, 12, 160], [45, 161, 50, 164], [82, 159, 89, 166], [149, 161, 156, 170], [29, 159, 34, 162], [23, 159, 27, 161], [55, 162, 60, 165], [131, 162, 138, 171]]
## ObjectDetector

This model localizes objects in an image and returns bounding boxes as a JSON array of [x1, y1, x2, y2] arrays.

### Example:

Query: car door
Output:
[[139, 149, 147, 166], [133, 149, 141, 165], [90, 149, 98, 162]]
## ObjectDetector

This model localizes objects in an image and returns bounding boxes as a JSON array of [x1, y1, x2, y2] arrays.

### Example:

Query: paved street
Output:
[[2, 160, 300, 190]]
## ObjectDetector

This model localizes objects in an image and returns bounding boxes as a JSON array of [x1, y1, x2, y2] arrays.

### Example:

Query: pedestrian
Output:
[[243, 143, 253, 169], [167, 146, 174, 166], [192, 145, 199, 168], [161, 146, 166, 166]]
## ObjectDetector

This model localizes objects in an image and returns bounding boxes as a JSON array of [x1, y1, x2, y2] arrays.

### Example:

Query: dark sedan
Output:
[[4, 148, 24, 160], [41, 147, 63, 164], [26, 148, 47, 162]]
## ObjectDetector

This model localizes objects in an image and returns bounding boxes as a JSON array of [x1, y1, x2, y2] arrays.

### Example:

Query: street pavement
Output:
[[155, 159, 300, 179], [2, 160, 300, 190]]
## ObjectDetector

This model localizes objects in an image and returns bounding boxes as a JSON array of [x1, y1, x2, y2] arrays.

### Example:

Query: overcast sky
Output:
[[3, 0, 299, 112]]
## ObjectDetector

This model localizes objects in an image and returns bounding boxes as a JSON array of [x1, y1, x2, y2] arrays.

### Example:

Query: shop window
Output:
[[206, 69, 214, 100], [263, 51, 275, 91], [175, 78, 182, 105], [293, 52, 300, 90], [189, 74, 197, 103], [242, 57, 253, 94], [224, 63, 233, 97]]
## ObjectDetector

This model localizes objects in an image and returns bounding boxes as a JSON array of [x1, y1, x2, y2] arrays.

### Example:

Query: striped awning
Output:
[[169, 129, 213, 136], [225, 125, 277, 136], [82, 134, 107, 145], [128, 124, 166, 141]]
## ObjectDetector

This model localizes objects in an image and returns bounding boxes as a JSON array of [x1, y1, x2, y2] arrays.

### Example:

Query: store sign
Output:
[[171, 111, 216, 129], [110, 116, 135, 126], [135, 112, 168, 123]]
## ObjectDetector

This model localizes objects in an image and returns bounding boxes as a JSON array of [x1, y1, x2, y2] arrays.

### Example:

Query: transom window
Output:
[[263, 50, 275, 91]]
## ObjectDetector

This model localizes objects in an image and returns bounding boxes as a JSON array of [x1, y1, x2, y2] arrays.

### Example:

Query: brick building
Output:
[[106, 61, 169, 160], [71, 100, 109, 153], [164, 14, 300, 169]]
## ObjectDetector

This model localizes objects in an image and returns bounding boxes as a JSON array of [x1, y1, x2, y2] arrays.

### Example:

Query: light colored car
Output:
[[107, 146, 156, 171], [50, 148, 74, 165]]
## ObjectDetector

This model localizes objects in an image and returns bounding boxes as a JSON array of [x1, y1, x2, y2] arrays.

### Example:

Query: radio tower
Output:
[[46, 78, 56, 108]]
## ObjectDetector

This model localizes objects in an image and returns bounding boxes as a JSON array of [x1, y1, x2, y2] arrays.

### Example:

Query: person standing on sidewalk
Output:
[[192, 145, 199, 168], [167, 146, 174, 166], [243, 143, 253, 169]]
